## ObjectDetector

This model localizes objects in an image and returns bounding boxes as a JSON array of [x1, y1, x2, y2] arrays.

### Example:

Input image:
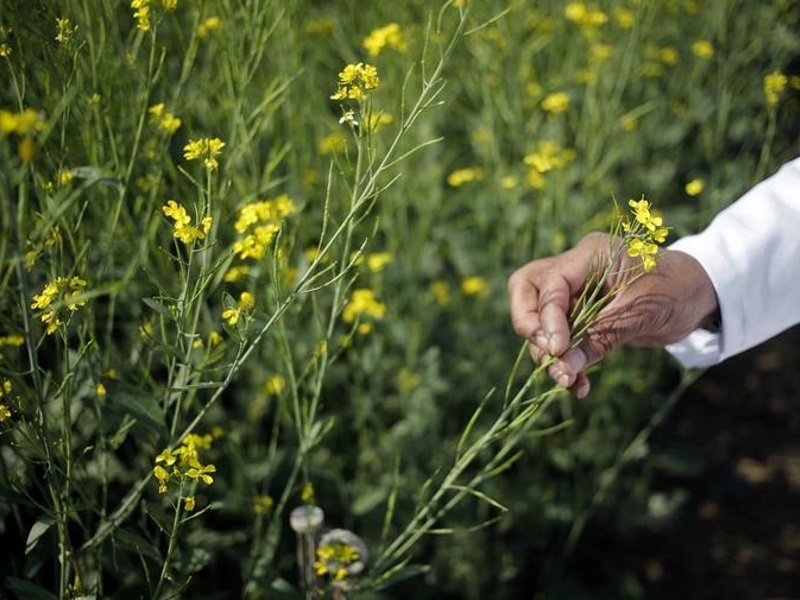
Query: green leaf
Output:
[[141, 297, 172, 318], [371, 564, 430, 591], [112, 390, 166, 437], [25, 516, 55, 556], [4, 577, 57, 600]]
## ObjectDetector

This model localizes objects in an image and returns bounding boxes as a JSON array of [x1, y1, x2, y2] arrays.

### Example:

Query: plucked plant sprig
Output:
[[568, 195, 669, 347]]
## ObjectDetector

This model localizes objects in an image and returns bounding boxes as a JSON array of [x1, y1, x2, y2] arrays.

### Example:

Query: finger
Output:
[[527, 337, 549, 364], [536, 236, 608, 355], [547, 346, 589, 389], [537, 282, 573, 357], [572, 372, 591, 399], [507, 266, 543, 340]]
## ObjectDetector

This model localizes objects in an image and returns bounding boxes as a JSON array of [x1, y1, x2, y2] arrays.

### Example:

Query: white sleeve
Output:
[[665, 157, 800, 368]]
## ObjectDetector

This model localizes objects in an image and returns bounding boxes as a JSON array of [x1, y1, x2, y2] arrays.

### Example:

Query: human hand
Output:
[[507, 233, 719, 397]]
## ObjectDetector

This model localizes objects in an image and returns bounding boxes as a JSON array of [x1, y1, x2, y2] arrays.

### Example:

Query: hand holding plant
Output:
[[508, 197, 719, 397]]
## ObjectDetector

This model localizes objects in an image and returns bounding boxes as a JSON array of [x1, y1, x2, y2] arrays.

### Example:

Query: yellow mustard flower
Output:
[[366, 112, 393, 133], [0, 43, 11, 58], [447, 167, 485, 187], [55, 18, 78, 44], [541, 92, 570, 115], [162, 199, 206, 244], [366, 252, 393, 273], [626, 238, 658, 271], [621, 195, 670, 271], [183, 137, 225, 170], [0, 404, 11, 422], [318, 131, 348, 155], [461, 276, 488, 297], [153, 465, 169, 494], [238, 291, 255, 311], [313, 530, 368, 582], [658, 46, 680, 65], [315, 542, 361, 580], [0, 335, 24, 348], [301, 482, 315, 503], [185, 461, 216, 485], [614, 7, 635, 28], [262, 375, 286, 396], [692, 40, 714, 59], [130, 0, 151, 31], [0, 108, 45, 135], [763, 70, 788, 107], [331, 63, 380, 101], [30, 276, 88, 335], [223, 265, 251, 282], [362, 23, 408, 57], [523, 141, 576, 189], [565, 2, 608, 29], [684, 178, 705, 196], [222, 291, 255, 325], [342, 289, 386, 324], [147, 102, 181, 133], [183, 496, 196, 512], [197, 16, 222, 38], [253, 494, 274, 514], [628, 197, 663, 233], [232, 195, 296, 260]]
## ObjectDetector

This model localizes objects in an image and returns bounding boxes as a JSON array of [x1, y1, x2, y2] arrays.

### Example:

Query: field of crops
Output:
[[1, 1, 798, 598]]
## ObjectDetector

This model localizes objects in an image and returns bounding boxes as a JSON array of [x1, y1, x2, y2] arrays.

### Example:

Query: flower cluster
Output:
[[253, 494, 274, 515], [763, 70, 788, 108], [232, 194, 296, 260], [622, 195, 669, 272], [331, 63, 380, 101], [221, 291, 255, 326], [461, 275, 489, 297], [183, 137, 225, 171], [447, 166, 485, 187], [197, 16, 222, 38], [0, 379, 13, 422], [130, 0, 177, 32], [0, 108, 44, 136], [0, 334, 24, 360], [55, 18, 78, 45], [153, 433, 217, 511], [30, 276, 88, 335], [342, 289, 386, 334], [313, 529, 368, 584], [362, 23, 407, 57], [565, 2, 609, 32], [162, 199, 212, 244], [348, 251, 393, 273], [148, 103, 182, 134], [523, 140, 576, 189], [541, 91, 570, 115], [1, 107, 45, 161]]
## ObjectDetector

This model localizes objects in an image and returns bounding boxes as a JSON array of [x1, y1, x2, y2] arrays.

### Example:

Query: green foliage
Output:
[[0, 0, 797, 598]]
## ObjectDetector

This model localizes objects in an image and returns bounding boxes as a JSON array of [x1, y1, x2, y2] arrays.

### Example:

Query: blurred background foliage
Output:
[[0, 0, 798, 598]]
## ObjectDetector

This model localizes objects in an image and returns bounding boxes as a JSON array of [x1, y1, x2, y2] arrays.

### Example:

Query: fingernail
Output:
[[561, 347, 588, 374], [575, 379, 590, 399]]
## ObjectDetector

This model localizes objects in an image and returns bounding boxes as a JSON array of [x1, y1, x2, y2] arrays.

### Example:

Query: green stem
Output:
[[152, 497, 184, 599]]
